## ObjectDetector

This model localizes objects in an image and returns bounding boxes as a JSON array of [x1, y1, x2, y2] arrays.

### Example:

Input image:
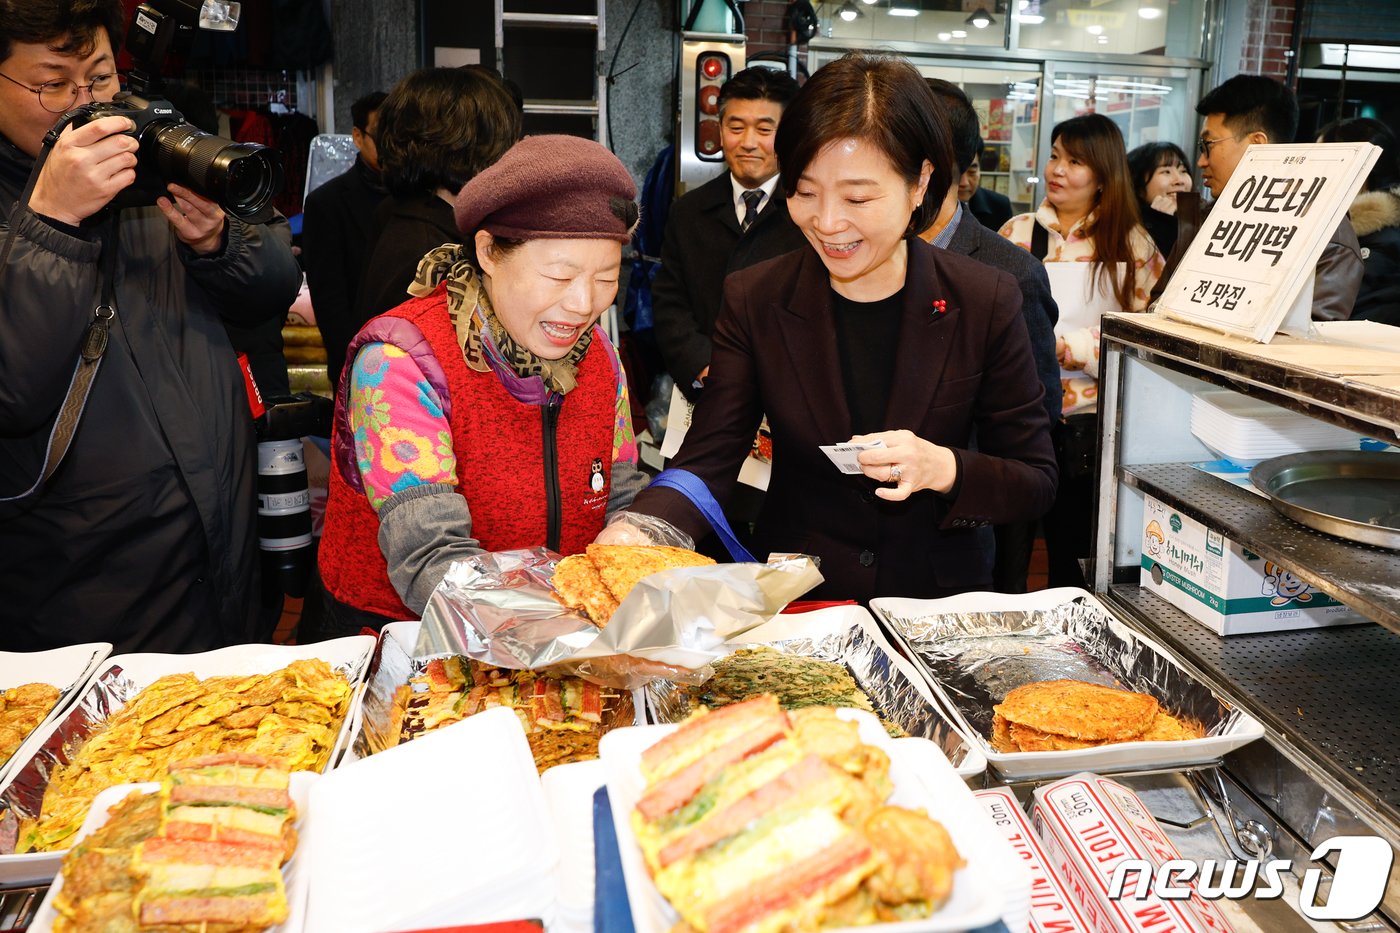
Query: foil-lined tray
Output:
[[0, 638, 376, 885], [642, 605, 987, 778], [351, 621, 643, 765], [0, 643, 111, 786], [871, 589, 1265, 780]]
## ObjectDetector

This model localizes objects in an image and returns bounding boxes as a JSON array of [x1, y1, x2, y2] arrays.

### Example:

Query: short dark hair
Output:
[[376, 67, 522, 198], [1126, 141, 1191, 201], [1320, 116, 1400, 192], [776, 52, 955, 237], [0, 0, 125, 65], [718, 65, 800, 118], [350, 91, 387, 133], [925, 78, 980, 177], [1196, 74, 1299, 144]]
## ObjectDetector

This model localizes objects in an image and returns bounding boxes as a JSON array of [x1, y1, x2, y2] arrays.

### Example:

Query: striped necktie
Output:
[[741, 189, 763, 233]]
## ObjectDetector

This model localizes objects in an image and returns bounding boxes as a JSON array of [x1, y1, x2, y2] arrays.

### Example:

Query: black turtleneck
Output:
[[830, 286, 904, 435]]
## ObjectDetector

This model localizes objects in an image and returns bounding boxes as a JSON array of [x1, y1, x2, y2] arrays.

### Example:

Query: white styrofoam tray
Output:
[[872, 588, 1266, 781], [300, 707, 559, 933], [27, 771, 317, 933], [0, 643, 111, 784], [600, 708, 1009, 933], [0, 637, 374, 886], [705, 605, 988, 778]]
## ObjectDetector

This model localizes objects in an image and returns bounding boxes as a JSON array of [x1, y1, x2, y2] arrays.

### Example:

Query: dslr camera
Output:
[[67, 0, 282, 223]]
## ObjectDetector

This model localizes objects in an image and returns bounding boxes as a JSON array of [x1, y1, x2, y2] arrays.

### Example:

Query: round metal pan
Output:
[[1250, 450, 1400, 550]]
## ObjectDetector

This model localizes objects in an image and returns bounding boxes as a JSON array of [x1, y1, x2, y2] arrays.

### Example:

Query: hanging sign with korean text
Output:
[[1154, 142, 1379, 342]]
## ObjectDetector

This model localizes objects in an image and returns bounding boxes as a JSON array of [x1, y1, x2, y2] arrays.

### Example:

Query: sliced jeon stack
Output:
[[131, 752, 296, 930], [631, 696, 881, 933]]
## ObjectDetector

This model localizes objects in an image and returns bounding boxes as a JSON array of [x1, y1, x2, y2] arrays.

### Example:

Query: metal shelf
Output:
[[1106, 583, 1400, 833], [1102, 314, 1400, 440], [1120, 462, 1400, 631], [500, 12, 599, 27]]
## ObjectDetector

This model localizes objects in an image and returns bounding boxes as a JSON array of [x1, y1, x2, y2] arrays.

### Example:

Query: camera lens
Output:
[[149, 122, 284, 223]]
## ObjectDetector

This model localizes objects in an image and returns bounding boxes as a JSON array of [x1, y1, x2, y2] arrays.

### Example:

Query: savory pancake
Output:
[[990, 713, 1015, 754], [994, 679, 1159, 742], [1139, 711, 1205, 742], [552, 553, 619, 626], [1006, 722, 1103, 752], [584, 544, 715, 605]]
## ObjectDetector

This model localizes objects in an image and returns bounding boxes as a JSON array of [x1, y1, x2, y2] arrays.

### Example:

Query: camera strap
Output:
[[0, 214, 119, 502]]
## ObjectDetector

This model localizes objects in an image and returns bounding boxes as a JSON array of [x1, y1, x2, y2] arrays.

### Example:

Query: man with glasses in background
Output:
[[1191, 74, 1363, 321], [0, 0, 300, 653]]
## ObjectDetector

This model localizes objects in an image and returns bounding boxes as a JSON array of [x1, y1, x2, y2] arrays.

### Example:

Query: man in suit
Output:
[[652, 67, 808, 401], [924, 80, 1060, 593], [1191, 75, 1362, 321], [960, 140, 1014, 231], [303, 91, 388, 388]]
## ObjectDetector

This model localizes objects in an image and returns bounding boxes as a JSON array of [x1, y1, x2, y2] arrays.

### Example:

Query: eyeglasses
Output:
[[0, 70, 119, 113], [1196, 134, 1238, 157]]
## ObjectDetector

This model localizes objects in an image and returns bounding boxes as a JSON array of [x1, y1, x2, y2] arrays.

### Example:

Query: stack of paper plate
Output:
[[1190, 390, 1361, 462]]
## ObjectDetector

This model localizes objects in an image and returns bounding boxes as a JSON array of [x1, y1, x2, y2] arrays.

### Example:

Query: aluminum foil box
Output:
[[1139, 493, 1361, 635], [1031, 774, 1235, 933]]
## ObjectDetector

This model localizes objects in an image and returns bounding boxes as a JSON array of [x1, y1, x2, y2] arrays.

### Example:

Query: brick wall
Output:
[[1240, 0, 1298, 82], [745, 0, 806, 57]]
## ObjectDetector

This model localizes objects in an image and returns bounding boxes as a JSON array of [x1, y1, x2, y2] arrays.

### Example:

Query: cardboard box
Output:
[[1140, 493, 1362, 635]]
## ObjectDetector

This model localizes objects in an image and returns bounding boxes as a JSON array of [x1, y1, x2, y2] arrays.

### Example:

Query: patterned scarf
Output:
[[407, 243, 592, 394]]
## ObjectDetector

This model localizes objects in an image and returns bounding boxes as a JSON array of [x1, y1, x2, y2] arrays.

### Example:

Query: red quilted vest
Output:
[[319, 291, 617, 620]]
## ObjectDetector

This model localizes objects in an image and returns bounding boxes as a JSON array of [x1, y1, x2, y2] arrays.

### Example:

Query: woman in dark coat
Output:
[[354, 67, 521, 336], [603, 53, 1057, 602], [1126, 141, 1193, 257]]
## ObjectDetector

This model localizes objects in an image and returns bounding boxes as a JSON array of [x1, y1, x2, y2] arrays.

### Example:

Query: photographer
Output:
[[0, 0, 300, 652]]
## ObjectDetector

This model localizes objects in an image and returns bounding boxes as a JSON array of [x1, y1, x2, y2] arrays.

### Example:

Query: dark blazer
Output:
[[356, 193, 460, 336], [302, 156, 387, 388], [967, 186, 1014, 232], [652, 171, 808, 400], [629, 238, 1058, 602], [944, 211, 1062, 423]]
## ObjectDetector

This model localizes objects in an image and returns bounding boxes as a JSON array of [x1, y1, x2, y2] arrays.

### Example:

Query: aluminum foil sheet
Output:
[[644, 623, 974, 769], [417, 548, 824, 689], [0, 656, 365, 851], [877, 596, 1240, 743]]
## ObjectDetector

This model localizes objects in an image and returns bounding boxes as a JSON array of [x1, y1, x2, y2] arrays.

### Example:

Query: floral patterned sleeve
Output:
[[611, 350, 639, 467], [347, 342, 458, 512]]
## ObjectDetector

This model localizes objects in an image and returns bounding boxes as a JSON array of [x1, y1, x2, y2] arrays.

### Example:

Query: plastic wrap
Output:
[[353, 625, 640, 759], [876, 595, 1239, 742], [603, 512, 694, 549], [644, 622, 975, 771], [416, 548, 824, 689]]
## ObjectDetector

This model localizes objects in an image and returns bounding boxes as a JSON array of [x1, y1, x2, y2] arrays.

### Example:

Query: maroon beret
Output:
[[454, 134, 639, 243]]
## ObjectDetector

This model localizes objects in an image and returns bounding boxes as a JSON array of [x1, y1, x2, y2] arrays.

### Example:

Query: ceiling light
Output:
[[966, 6, 995, 28], [837, 0, 862, 20], [1018, 0, 1028, 8], [1096, 34, 1109, 43], [1086, 24, 1103, 35], [938, 31, 952, 40], [888, 1, 919, 15], [1138, 6, 1163, 18], [1014, 13, 1044, 23], [860, 0, 877, 5], [951, 28, 967, 37]]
